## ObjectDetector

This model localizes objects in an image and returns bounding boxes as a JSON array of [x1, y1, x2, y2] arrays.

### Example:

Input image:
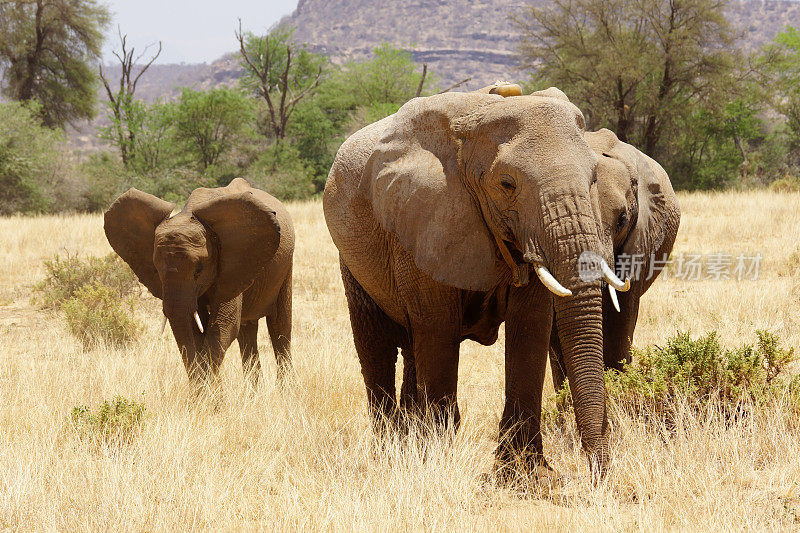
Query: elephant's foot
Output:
[[420, 399, 460, 437], [493, 448, 568, 493]]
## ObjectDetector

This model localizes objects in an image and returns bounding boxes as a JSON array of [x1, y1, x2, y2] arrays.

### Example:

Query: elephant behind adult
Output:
[[549, 129, 681, 390], [104, 177, 294, 384], [324, 90, 630, 477]]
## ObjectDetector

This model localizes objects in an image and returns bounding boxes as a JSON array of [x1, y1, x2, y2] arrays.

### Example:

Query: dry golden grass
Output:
[[1, 190, 799, 530]]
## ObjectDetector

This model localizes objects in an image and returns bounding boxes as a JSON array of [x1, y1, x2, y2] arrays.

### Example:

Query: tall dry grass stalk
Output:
[[0, 191, 799, 530]]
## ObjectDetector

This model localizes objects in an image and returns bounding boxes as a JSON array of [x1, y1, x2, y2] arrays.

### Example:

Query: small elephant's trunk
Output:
[[163, 283, 204, 380]]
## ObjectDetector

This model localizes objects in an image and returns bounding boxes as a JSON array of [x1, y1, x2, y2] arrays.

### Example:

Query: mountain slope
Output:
[[283, 0, 800, 87]]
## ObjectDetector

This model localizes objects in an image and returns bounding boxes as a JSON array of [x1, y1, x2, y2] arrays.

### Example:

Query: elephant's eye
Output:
[[617, 211, 629, 229], [499, 174, 516, 193], [194, 263, 203, 277]]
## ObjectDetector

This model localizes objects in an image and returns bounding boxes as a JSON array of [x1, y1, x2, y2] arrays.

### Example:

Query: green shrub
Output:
[[246, 143, 316, 200], [62, 283, 143, 349], [770, 174, 800, 192], [547, 331, 796, 427], [71, 395, 146, 445], [34, 253, 143, 349], [75, 152, 130, 212], [0, 101, 66, 214], [33, 253, 140, 310]]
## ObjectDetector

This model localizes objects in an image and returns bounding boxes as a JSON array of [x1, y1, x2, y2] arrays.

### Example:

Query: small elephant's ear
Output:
[[193, 190, 281, 302], [104, 188, 175, 299], [362, 92, 505, 290], [621, 146, 680, 293]]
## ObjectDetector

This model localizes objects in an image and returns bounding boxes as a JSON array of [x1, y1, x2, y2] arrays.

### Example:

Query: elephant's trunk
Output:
[[538, 190, 611, 477], [553, 285, 610, 476], [163, 282, 203, 380]]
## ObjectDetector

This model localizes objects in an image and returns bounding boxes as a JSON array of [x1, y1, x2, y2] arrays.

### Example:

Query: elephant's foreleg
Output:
[[497, 285, 553, 478], [602, 287, 639, 372], [341, 260, 401, 429], [237, 320, 261, 386], [203, 296, 243, 378], [266, 268, 292, 381], [411, 326, 461, 431]]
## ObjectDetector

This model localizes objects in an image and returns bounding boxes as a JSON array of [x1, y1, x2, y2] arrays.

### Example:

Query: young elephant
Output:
[[324, 90, 631, 479], [104, 178, 294, 384], [549, 129, 681, 390]]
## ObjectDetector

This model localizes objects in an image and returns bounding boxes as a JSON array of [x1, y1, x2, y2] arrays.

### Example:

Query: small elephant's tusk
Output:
[[608, 285, 621, 312], [600, 260, 631, 292], [534, 265, 573, 297], [194, 311, 204, 334], [160, 315, 168, 335]]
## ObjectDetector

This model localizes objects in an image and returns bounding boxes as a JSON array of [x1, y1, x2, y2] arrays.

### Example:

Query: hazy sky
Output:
[[103, 0, 299, 64]]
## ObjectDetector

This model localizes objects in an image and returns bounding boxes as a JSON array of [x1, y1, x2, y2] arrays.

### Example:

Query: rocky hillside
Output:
[[100, 0, 800, 99], [70, 0, 800, 150], [283, 0, 800, 88]]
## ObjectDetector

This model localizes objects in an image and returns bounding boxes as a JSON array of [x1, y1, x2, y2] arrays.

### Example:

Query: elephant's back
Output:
[[323, 115, 393, 249]]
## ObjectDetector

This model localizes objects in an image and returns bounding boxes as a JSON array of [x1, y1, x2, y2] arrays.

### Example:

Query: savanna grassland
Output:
[[1, 191, 800, 530]]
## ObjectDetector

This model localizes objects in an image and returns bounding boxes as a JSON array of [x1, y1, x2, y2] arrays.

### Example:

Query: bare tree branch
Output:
[[436, 77, 471, 94], [414, 63, 428, 97]]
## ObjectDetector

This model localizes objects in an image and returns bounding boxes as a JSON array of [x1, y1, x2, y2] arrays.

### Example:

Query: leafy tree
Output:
[[335, 42, 436, 109], [762, 26, 800, 163], [99, 99, 177, 174], [174, 88, 254, 172], [0, 101, 64, 213], [515, 0, 736, 157], [99, 29, 162, 168], [236, 23, 325, 140], [270, 42, 437, 193], [0, 0, 111, 127]]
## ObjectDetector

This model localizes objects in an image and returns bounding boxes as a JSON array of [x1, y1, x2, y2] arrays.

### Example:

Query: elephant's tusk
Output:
[[600, 260, 631, 292], [194, 311, 204, 334], [534, 265, 573, 297], [160, 315, 167, 335], [608, 285, 621, 312]]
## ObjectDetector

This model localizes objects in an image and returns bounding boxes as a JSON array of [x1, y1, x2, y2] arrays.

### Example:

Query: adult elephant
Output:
[[104, 178, 294, 385], [549, 129, 681, 391], [323, 90, 630, 478]]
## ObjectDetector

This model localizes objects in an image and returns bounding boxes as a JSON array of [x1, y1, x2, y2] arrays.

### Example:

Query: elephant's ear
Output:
[[193, 190, 281, 302], [104, 188, 175, 299], [361, 93, 505, 290], [622, 146, 680, 292]]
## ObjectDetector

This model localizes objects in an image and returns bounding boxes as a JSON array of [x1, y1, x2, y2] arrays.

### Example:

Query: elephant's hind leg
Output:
[[266, 268, 292, 381], [340, 259, 402, 429], [237, 320, 261, 386]]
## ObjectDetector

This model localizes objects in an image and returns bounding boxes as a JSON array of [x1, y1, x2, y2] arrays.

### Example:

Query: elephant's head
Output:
[[362, 90, 626, 472], [104, 184, 280, 376], [586, 128, 680, 367]]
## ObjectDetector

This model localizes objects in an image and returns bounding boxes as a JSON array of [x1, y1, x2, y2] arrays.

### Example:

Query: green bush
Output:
[[34, 253, 143, 349], [546, 331, 796, 428], [770, 174, 800, 192], [0, 101, 66, 214], [33, 253, 140, 310], [62, 284, 143, 349], [71, 395, 146, 445], [246, 143, 316, 200], [75, 152, 130, 212]]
